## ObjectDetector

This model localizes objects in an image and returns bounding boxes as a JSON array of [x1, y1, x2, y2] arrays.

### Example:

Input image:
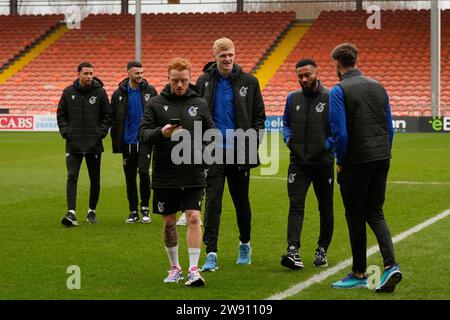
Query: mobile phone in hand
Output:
[[170, 118, 181, 127]]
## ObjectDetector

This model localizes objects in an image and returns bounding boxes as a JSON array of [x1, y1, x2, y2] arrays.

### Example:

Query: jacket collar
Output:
[[341, 68, 362, 80], [118, 77, 150, 92], [301, 80, 325, 98], [73, 77, 103, 93], [205, 63, 243, 80]]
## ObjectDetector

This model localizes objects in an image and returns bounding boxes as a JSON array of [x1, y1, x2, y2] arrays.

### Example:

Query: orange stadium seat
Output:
[[1, 10, 449, 115], [0, 11, 296, 113], [262, 9, 450, 115], [0, 14, 63, 66]]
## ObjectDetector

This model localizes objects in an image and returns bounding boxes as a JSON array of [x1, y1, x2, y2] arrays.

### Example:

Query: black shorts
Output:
[[152, 188, 204, 215]]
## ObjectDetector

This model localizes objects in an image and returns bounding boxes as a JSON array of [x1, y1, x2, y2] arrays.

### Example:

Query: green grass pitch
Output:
[[0, 132, 449, 300]]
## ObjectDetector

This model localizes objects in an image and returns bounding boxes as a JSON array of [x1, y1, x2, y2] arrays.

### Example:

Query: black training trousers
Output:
[[203, 163, 252, 253], [287, 162, 334, 251], [122, 144, 151, 212], [338, 158, 396, 273], [66, 153, 101, 211]]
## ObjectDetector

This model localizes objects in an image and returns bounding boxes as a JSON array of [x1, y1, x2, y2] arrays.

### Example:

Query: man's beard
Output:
[[300, 78, 318, 96], [336, 70, 342, 81]]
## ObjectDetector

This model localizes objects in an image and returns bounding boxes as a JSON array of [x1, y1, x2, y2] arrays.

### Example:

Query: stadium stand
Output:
[[0, 11, 295, 114], [0, 10, 448, 116], [263, 9, 450, 116], [0, 14, 64, 67]]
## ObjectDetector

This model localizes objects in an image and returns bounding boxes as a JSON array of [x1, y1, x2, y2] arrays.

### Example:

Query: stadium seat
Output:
[[0, 11, 296, 113], [262, 9, 450, 115]]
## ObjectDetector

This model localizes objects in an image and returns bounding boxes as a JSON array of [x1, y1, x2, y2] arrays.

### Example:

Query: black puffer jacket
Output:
[[110, 78, 157, 153], [57, 77, 111, 153], [138, 84, 215, 189], [195, 63, 266, 169]]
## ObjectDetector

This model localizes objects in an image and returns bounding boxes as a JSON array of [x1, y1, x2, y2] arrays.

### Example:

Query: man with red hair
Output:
[[139, 57, 214, 287]]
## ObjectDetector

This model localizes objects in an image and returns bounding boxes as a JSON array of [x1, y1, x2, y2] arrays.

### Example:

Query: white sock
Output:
[[188, 248, 201, 271], [240, 241, 250, 246], [88, 208, 95, 213], [165, 245, 180, 268], [69, 210, 75, 215]]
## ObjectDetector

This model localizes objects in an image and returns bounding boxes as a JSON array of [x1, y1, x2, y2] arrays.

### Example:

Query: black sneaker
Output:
[[141, 208, 151, 224], [61, 211, 78, 227], [86, 211, 98, 224], [314, 246, 328, 267], [125, 211, 139, 224], [281, 246, 304, 270]]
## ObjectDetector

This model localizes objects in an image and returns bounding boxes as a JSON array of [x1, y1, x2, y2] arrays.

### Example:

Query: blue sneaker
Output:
[[236, 243, 252, 265], [201, 252, 218, 272], [331, 273, 368, 289], [375, 263, 403, 293]]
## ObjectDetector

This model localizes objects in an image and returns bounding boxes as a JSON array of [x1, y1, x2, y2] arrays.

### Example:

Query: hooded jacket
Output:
[[138, 84, 215, 189], [195, 63, 266, 169], [57, 77, 111, 153], [110, 78, 157, 153]]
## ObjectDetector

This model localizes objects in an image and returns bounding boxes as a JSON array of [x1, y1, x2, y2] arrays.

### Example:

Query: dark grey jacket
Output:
[[57, 77, 111, 153], [138, 84, 215, 189], [339, 69, 391, 164]]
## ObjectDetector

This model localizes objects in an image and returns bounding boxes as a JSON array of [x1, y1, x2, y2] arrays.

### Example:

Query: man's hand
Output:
[[161, 124, 182, 138], [336, 165, 342, 173]]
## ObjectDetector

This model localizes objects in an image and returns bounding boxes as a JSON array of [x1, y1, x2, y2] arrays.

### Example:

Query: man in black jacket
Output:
[[57, 62, 111, 226], [281, 59, 334, 270], [328, 43, 401, 292], [196, 38, 266, 271], [111, 61, 157, 224], [139, 57, 214, 286]]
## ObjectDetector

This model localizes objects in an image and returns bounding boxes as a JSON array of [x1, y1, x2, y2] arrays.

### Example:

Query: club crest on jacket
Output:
[[188, 106, 198, 117], [315, 102, 326, 113], [239, 86, 248, 97], [288, 173, 296, 184], [89, 96, 97, 104]]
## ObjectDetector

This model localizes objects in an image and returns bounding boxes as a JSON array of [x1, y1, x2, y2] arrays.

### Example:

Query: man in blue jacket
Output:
[[110, 61, 157, 224], [328, 43, 402, 292], [196, 38, 266, 271]]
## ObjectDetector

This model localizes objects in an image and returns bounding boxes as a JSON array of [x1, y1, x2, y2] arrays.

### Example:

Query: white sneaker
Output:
[[141, 208, 151, 224], [164, 266, 183, 283], [176, 212, 187, 226], [185, 267, 205, 287]]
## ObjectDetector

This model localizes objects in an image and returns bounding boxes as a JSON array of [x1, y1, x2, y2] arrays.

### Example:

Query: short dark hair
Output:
[[77, 62, 93, 72], [296, 58, 317, 69], [127, 60, 143, 70], [331, 43, 358, 68]]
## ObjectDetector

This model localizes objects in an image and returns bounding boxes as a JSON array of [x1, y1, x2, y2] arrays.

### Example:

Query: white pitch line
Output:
[[266, 208, 450, 300], [252, 176, 450, 186]]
